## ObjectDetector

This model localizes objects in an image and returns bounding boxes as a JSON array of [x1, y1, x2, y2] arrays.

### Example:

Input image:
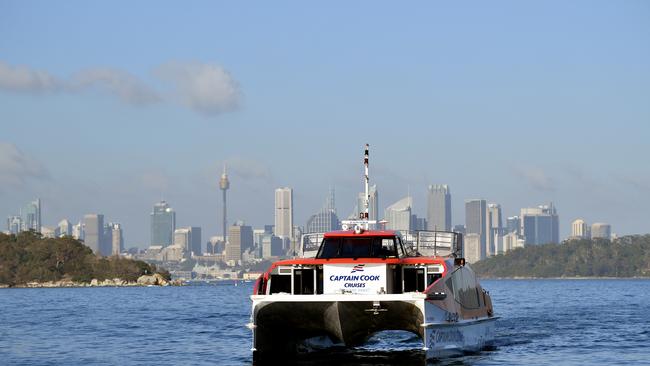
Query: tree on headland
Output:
[[0, 231, 169, 286], [472, 235, 650, 278]]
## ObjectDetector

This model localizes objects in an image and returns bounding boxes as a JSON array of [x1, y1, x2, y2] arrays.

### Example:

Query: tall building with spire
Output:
[[219, 165, 230, 244], [305, 188, 340, 233]]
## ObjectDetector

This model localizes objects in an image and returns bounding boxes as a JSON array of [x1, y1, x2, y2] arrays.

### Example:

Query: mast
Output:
[[363, 144, 369, 220]]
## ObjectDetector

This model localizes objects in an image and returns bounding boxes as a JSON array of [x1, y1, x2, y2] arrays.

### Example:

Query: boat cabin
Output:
[[254, 230, 463, 297]]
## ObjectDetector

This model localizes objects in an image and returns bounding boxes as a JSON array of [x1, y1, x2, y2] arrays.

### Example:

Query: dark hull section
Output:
[[253, 300, 424, 354]]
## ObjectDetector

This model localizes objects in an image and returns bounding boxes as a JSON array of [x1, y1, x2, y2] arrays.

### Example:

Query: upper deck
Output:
[[300, 229, 464, 259]]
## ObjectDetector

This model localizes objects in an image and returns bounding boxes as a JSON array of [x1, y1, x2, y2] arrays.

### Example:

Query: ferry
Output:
[[249, 145, 497, 359]]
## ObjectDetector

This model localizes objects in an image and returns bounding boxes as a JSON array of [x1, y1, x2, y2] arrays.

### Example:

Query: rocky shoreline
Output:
[[1, 273, 182, 288]]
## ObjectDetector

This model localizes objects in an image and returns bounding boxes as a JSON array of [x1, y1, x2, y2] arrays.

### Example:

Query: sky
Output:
[[1, 1, 649, 247]]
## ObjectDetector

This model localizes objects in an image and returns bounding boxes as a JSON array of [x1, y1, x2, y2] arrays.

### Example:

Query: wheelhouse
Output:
[[254, 230, 456, 297]]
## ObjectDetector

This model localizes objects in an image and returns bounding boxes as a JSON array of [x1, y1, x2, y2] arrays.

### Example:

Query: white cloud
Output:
[[71, 68, 160, 106], [513, 166, 555, 192], [0, 61, 61, 93], [0, 60, 240, 116], [0, 142, 50, 190], [156, 62, 240, 116]]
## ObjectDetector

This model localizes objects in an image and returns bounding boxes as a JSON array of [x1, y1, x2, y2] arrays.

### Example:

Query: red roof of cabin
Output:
[[323, 230, 398, 238]]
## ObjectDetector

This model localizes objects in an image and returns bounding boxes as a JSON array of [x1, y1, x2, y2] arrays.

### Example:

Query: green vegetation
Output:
[[472, 235, 650, 278], [0, 231, 170, 286]]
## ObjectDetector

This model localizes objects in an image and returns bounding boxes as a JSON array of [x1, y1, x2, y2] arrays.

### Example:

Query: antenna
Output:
[[342, 144, 376, 232], [363, 143, 369, 220]]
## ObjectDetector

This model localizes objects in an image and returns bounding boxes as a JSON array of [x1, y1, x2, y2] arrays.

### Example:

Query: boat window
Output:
[[316, 237, 399, 259], [340, 238, 373, 258], [449, 267, 480, 309], [317, 238, 341, 258]]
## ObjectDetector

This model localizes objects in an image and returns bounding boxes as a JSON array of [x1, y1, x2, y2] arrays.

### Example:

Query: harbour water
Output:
[[1, 279, 650, 365]]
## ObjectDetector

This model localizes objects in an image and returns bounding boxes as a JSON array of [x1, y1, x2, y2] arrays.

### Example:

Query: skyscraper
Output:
[[110, 223, 123, 255], [103, 223, 113, 256], [274, 187, 293, 240], [384, 196, 413, 231], [520, 203, 559, 245], [173, 228, 191, 256], [150, 201, 176, 247], [22, 198, 41, 233], [465, 199, 487, 259], [225, 222, 253, 262], [506, 216, 520, 235], [84, 214, 104, 255], [219, 165, 230, 244], [571, 219, 588, 239], [486, 203, 503, 257], [305, 189, 340, 233], [427, 185, 451, 231], [190, 226, 202, 256], [591, 223, 611, 240]]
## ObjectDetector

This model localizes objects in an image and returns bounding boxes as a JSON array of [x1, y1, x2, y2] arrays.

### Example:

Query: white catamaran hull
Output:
[[250, 293, 497, 359]]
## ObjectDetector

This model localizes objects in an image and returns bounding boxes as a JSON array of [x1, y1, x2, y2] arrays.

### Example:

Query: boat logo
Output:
[[350, 264, 365, 273]]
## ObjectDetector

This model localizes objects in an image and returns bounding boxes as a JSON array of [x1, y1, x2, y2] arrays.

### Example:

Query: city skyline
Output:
[[2, 2, 649, 244]]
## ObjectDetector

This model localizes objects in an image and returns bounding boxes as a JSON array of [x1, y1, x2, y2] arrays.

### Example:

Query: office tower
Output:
[[465, 199, 487, 259], [150, 201, 176, 247], [571, 219, 588, 239], [103, 223, 114, 256], [6, 215, 22, 234], [225, 222, 253, 262], [591, 223, 611, 240], [520, 203, 559, 245], [83, 214, 104, 255], [21, 198, 41, 232], [219, 165, 230, 244], [110, 223, 123, 255], [486, 203, 503, 257], [72, 221, 84, 240], [464, 233, 482, 263], [274, 187, 293, 239], [174, 228, 191, 253], [262, 233, 284, 258], [172, 226, 202, 257], [190, 227, 202, 256], [305, 189, 340, 233], [427, 185, 451, 231], [384, 196, 413, 231], [452, 224, 466, 235], [506, 216, 520, 235], [57, 219, 72, 237]]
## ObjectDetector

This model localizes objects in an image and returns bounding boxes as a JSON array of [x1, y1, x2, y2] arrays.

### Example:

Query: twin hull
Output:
[[250, 261, 496, 359]]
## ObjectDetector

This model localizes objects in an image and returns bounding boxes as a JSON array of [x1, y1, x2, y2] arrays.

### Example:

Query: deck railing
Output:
[[298, 230, 463, 259], [398, 230, 463, 258]]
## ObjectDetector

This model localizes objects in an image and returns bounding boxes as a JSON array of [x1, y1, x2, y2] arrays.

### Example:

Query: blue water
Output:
[[1, 279, 650, 365]]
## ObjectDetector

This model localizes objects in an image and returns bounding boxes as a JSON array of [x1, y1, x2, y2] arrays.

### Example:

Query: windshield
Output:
[[316, 237, 398, 259]]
